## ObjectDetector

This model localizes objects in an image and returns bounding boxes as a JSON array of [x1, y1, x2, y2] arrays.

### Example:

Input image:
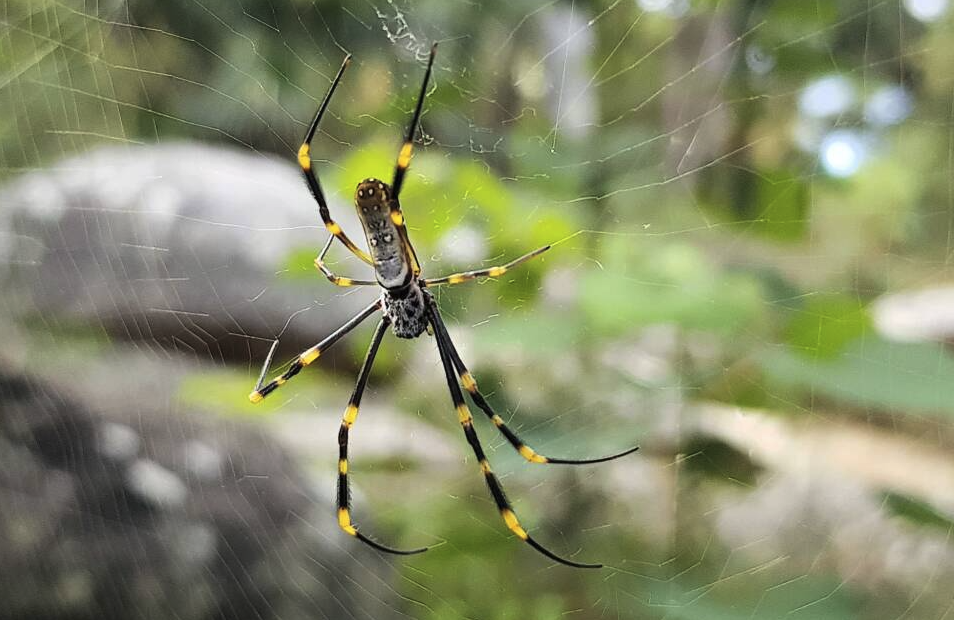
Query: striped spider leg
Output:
[[427, 301, 636, 568], [385, 44, 438, 280], [428, 306, 639, 466], [249, 299, 381, 403], [298, 53, 374, 265], [336, 316, 428, 555], [423, 244, 553, 287], [314, 234, 377, 287]]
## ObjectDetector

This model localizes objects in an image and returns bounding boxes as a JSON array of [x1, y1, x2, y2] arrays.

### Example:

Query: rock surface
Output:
[[0, 142, 376, 363], [0, 362, 401, 620]]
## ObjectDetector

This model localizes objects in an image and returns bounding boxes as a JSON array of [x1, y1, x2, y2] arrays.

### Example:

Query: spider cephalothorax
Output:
[[248, 44, 638, 568]]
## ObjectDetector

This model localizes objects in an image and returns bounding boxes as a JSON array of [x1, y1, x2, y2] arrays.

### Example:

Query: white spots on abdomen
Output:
[[383, 285, 429, 339]]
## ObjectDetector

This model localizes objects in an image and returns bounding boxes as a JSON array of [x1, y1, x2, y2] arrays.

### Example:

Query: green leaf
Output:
[[752, 169, 809, 240], [177, 369, 342, 417], [280, 246, 319, 281], [579, 242, 765, 336], [883, 492, 954, 531], [660, 577, 859, 620], [761, 336, 954, 417], [473, 313, 584, 356], [334, 142, 396, 196], [783, 294, 871, 359]]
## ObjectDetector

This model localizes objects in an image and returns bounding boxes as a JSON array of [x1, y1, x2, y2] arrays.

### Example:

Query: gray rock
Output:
[[0, 364, 401, 620], [0, 142, 377, 363]]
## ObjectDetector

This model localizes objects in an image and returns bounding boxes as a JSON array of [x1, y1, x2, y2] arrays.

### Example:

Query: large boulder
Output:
[[0, 142, 376, 363]]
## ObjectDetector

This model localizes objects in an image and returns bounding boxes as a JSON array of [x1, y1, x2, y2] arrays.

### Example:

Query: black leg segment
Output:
[[426, 301, 602, 569], [299, 54, 373, 265], [249, 299, 382, 403], [429, 307, 639, 465], [336, 316, 428, 556]]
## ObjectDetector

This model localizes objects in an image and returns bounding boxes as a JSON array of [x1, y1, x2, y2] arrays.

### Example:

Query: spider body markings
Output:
[[352, 175, 431, 338], [382, 284, 429, 339], [250, 44, 638, 568], [354, 177, 413, 291]]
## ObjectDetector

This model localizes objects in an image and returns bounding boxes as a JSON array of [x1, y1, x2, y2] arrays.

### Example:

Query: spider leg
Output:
[[337, 316, 428, 556], [300, 54, 373, 265], [391, 43, 437, 199], [389, 43, 438, 278], [426, 302, 602, 569], [249, 299, 381, 403], [422, 244, 551, 287], [314, 235, 377, 287], [429, 309, 639, 465]]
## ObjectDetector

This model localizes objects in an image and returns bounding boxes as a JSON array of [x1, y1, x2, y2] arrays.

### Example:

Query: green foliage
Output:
[[883, 492, 954, 531], [474, 312, 586, 354], [178, 368, 347, 416], [579, 240, 766, 337], [656, 577, 860, 620], [749, 169, 810, 240], [281, 247, 320, 280], [762, 337, 954, 418], [783, 293, 871, 359]]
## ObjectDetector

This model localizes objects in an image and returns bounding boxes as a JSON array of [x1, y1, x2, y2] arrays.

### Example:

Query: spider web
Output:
[[2, 0, 954, 618]]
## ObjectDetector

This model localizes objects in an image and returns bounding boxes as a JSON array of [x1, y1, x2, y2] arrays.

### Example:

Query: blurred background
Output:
[[2, 0, 954, 618]]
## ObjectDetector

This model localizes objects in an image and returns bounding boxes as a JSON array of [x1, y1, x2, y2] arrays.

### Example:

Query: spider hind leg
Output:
[[428, 305, 640, 465], [426, 301, 602, 569], [337, 316, 428, 556]]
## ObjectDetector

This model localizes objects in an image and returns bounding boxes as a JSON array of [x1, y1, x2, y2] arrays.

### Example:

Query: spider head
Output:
[[355, 178, 392, 213]]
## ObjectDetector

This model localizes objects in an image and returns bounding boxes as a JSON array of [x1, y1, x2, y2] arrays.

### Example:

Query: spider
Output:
[[249, 44, 638, 569]]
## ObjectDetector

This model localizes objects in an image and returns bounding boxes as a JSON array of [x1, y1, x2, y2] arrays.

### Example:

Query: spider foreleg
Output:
[[300, 54, 373, 265], [386, 44, 437, 278], [391, 42, 437, 199]]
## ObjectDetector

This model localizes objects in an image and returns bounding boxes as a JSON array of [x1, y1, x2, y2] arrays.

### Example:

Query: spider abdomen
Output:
[[382, 285, 429, 339]]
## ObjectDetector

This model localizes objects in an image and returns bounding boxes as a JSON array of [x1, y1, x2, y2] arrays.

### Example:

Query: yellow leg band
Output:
[[457, 404, 473, 424], [502, 508, 528, 540], [248, 391, 264, 404], [397, 142, 413, 169], [300, 347, 320, 366], [519, 445, 548, 464], [338, 459, 348, 474], [326, 221, 342, 235], [390, 211, 404, 226], [343, 404, 359, 426], [338, 508, 357, 535], [297, 144, 311, 171], [461, 372, 477, 392]]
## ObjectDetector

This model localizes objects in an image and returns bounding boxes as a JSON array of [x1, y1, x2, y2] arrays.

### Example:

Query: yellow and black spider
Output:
[[249, 44, 638, 569]]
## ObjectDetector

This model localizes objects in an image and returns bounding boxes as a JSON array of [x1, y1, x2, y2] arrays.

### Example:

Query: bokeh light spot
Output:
[[820, 130, 868, 178], [903, 0, 949, 22]]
